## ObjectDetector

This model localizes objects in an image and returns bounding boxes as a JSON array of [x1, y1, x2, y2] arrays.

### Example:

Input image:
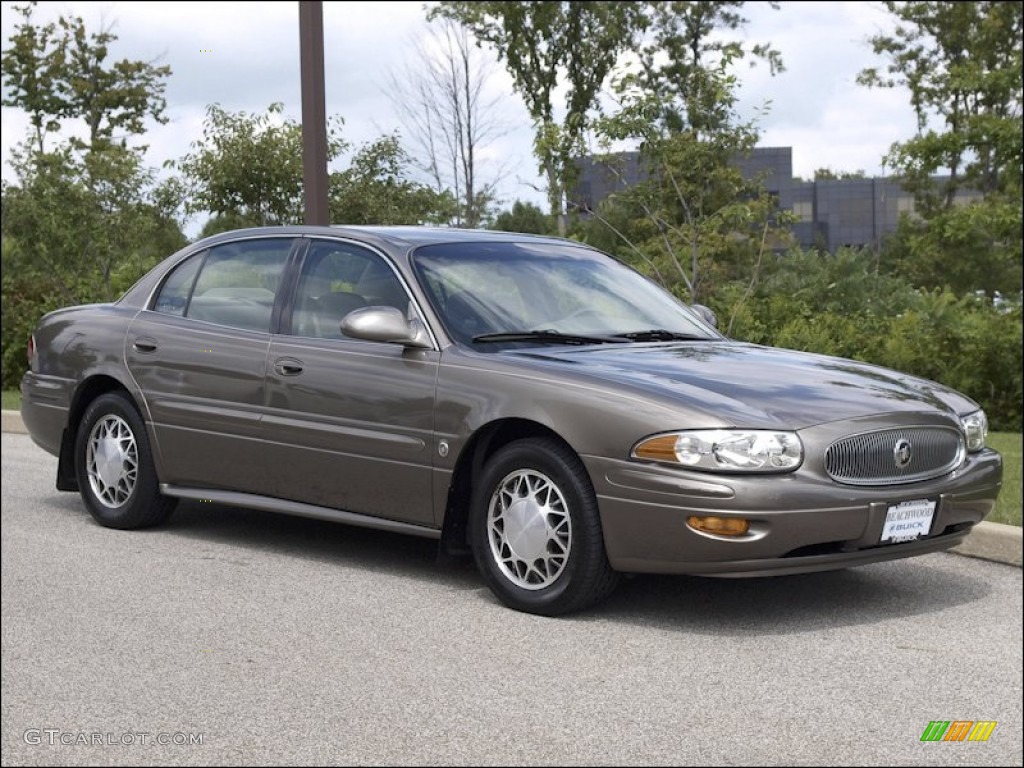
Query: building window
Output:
[[896, 196, 916, 214], [792, 201, 813, 222]]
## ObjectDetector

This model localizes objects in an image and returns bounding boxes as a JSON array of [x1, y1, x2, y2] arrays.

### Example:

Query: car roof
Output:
[[195, 225, 577, 251]]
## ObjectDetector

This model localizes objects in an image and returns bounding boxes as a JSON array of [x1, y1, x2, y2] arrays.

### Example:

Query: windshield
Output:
[[412, 241, 722, 348]]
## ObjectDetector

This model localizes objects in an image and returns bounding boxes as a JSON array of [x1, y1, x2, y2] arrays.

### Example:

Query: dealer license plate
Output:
[[880, 499, 936, 543]]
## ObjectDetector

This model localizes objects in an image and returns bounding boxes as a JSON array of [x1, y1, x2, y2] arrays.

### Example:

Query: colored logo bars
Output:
[[920, 721, 997, 742]]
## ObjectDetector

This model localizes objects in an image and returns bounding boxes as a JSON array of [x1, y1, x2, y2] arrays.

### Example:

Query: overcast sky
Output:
[[1, 1, 921, 230]]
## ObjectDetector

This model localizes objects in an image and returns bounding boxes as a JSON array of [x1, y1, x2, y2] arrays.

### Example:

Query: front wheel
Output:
[[470, 438, 619, 616], [74, 392, 176, 529]]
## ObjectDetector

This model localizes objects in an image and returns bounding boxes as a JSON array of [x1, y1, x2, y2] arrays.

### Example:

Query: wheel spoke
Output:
[[86, 414, 138, 509], [487, 468, 573, 591]]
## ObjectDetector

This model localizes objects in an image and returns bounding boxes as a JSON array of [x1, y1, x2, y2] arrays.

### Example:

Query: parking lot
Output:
[[2, 432, 1021, 766]]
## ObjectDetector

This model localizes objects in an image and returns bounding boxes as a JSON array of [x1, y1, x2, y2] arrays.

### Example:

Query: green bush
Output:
[[719, 249, 1022, 431]]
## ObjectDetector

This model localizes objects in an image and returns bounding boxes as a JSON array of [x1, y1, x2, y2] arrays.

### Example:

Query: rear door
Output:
[[263, 237, 439, 526], [126, 236, 297, 493]]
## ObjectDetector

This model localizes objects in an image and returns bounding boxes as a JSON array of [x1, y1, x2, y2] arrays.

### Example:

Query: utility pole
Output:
[[299, 1, 329, 225]]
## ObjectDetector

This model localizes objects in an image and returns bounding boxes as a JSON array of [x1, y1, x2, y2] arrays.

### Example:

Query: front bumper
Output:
[[584, 448, 1003, 576]]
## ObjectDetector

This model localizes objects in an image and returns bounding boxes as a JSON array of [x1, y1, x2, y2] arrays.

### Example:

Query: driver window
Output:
[[291, 241, 412, 339]]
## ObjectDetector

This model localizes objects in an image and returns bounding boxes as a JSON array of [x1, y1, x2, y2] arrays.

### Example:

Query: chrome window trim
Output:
[[140, 233, 440, 351]]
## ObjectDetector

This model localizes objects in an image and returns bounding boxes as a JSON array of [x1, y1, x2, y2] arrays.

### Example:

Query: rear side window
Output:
[[153, 254, 202, 316], [154, 239, 293, 332]]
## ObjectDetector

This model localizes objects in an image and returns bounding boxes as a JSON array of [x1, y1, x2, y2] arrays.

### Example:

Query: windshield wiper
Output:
[[472, 330, 627, 345], [613, 329, 709, 342]]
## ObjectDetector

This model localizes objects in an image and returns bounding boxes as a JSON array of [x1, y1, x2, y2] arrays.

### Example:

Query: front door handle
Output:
[[133, 337, 158, 353], [273, 358, 304, 376]]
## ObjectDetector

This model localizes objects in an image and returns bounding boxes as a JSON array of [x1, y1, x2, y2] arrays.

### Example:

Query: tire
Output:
[[74, 392, 176, 529], [470, 437, 619, 616]]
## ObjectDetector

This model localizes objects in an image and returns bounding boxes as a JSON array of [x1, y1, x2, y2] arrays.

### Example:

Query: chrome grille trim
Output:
[[824, 425, 965, 486]]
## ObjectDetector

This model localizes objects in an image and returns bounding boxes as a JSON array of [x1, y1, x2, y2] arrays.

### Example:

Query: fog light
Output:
[[687, 515, 749, 536]]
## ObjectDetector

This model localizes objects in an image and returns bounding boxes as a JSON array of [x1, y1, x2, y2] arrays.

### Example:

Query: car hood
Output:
[[508, 341, 976, 429]]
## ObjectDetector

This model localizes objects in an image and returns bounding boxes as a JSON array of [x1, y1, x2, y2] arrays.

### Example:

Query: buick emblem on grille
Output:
[[893, 438, 913, 469]]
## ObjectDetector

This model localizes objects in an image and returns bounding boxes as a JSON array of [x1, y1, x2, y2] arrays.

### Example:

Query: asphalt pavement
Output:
[[2, 432, 1022, 766]]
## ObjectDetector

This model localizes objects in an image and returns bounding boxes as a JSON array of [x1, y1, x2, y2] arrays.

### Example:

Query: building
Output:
[[574, 147, 980, 253]]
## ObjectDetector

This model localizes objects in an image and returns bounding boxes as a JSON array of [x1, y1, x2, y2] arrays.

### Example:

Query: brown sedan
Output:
[[20, 226, 1003, 615]]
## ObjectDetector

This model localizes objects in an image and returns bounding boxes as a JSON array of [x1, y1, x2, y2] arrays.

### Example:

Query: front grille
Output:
[[824, 426, 964, 486]]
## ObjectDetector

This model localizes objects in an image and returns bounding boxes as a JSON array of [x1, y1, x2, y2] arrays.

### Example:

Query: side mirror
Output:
[[690, 303, 718, 329], [340, 306, 432, 348]]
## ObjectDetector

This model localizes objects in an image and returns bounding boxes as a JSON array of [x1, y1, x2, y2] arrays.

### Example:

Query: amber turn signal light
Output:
[[687, 515, 749, 536]]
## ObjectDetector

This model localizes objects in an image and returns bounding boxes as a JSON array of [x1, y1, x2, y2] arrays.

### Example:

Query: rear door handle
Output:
[[273, 358, 304, 376], [133, 337, 158, 353]]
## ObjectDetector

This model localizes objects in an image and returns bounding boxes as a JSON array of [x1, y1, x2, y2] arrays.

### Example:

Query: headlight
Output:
[[632, 430, 803, 473], [960, 410, 987, 452]]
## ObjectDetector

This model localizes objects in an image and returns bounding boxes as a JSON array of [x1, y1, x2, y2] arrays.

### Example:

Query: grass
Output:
[[988, 432, 1022, 527], [2, 387, 1020, 525], [2, 390, 19, 411]]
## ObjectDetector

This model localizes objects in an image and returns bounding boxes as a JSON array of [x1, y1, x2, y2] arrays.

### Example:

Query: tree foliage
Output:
[[492, 200, 554, 234], [172, 103, 345, 227], [881, 197, 1023, 296], [858, 1, 1022, 297], [172, 104, 455, 230], [590, 78, 790, 305], [858, 1, 1022, 202], [430, 1, 645, 234], [717, 248, 1022, 430], [0, 2, 65, 153], [2, 145, 186, 388], [635, 1, 783, 136], [329, 135, 457, 225], [1, 1, 171, 153], [583, 2, 787, 305]]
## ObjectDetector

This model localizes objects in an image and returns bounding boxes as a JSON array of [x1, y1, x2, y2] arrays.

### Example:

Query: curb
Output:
[[950, 521, 1023, 567], [2, 409, 1021, 568], [2, 409, 27, 434]]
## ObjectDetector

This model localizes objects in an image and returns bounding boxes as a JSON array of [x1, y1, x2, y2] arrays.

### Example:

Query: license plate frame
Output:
[[880, 499, 936, 544]]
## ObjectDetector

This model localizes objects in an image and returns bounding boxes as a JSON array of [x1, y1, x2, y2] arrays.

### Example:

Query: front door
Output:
[[263, 237, 438, 526]]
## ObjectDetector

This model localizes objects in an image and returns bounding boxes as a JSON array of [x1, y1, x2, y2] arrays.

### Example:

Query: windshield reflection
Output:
[[412, 241, 721, 348]]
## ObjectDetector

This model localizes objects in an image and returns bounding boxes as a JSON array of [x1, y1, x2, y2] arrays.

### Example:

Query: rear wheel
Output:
[[74, 392, 176, 529], [470, 438, 619, 615]]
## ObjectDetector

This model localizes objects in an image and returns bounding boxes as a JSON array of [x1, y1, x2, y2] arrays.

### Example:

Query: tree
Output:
[[1, 3, 182, 388], [492, 200, 553, 234], [388, 17, 507, 227], [635, 1, 783, 137], [1, 2, 65, 153], [329, 135, 456, 225], [1, 1, 171, 153], [173, 105, 454, 229], [722, 248, 1022, 431], [2, 144, 186, 388], [857, 1, 1022, 296], [591, 83, 788, 306], [584, 2, 787, 305], [880, 199, 1022, 296], [430, 1, 645, 235], [858, 1, 1022, 206], [813, 168, 867, 180], [173, 103, 345, 227], [2, 144, 185, 303]]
